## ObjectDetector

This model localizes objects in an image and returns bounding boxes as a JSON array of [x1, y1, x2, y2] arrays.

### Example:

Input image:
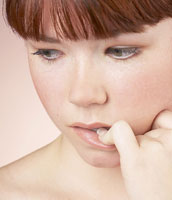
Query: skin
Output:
[[27, 17, 172, 167], [99, 110, 172, 200], [1, 17, 172, 199]]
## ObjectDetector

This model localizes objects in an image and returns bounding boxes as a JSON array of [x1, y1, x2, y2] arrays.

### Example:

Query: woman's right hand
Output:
[[98, 110, 172, 200]]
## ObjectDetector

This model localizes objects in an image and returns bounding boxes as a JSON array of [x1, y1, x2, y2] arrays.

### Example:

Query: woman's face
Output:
[[26, 18, 172, 168]]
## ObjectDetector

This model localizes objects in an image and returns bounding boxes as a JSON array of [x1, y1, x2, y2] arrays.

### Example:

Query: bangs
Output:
[[4, 0, 172, 41]]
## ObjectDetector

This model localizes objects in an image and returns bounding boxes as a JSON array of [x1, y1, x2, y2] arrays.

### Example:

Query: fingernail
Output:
[[97, 128, 108, 136]]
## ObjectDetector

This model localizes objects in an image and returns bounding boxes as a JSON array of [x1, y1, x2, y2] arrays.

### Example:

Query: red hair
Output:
[[3, 0, 172, 41]]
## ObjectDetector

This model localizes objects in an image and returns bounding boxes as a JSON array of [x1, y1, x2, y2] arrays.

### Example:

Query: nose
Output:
[[69, 69, 108, 107]]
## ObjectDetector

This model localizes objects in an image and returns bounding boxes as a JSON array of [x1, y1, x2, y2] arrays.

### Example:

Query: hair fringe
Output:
[[3, 0, 172, 41]]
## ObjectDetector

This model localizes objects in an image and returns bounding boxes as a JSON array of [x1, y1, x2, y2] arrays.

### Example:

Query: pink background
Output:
[[0, 1, 60, 167]]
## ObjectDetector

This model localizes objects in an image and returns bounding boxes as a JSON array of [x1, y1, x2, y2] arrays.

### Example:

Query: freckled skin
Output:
[[26, 18, 172, 168]]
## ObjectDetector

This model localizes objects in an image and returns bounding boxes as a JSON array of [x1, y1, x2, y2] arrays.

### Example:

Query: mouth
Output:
[[71, 125, 115, 150], [70, 122, 113, 147], [70, 122, 111, 130], [87, 127, 110, 134]]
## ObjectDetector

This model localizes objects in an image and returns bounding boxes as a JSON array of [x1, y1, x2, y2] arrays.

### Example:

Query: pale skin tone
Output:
[[1, 18, 172, 199]]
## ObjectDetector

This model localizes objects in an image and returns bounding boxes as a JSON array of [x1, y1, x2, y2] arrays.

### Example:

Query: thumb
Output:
[[99, 120, 139, 162], [151, 110, 172, 130]]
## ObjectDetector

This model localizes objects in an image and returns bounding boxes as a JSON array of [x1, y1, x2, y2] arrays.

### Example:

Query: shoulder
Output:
[[0, 161, 24, 198], [0, 140, 57, 199]]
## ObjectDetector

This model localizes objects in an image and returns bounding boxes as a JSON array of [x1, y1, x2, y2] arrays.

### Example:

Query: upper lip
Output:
[[70, 122, 111, 130]]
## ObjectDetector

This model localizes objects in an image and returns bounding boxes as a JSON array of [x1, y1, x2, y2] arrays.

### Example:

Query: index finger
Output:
[[99, 120, 139, 162]]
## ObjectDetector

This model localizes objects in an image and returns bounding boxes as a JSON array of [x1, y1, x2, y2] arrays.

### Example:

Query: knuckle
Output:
[[145, 129, 161, 138], [140, 136, 163, 151]]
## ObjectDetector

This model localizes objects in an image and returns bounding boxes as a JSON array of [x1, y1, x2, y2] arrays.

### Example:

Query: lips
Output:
[[70, 122, 111, 130], [71, 126, 116, 150], [69, 122, 116, 150]]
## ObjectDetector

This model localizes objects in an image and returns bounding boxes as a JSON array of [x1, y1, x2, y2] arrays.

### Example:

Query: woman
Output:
[[1, 0, 172, 199]]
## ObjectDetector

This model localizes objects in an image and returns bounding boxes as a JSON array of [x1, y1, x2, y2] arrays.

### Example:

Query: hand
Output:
[[99, 110, 172, 200]]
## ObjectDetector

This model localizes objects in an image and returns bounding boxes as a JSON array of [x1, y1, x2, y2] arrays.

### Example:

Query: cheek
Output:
[[108, 63, 172, 134], [29, 67, 67, 120], [119, 71, 172, 109]]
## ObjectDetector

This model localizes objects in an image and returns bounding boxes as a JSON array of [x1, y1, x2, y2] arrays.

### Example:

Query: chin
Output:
[[78, 149, 121, 168]]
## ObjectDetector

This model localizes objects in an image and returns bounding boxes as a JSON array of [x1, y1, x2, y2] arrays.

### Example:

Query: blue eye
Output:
[[105, 47, 140, 60], [32, 49, 63, 64]]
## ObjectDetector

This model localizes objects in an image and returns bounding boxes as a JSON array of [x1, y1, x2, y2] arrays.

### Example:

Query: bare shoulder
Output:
[[0, 165, 21, 198], [0, 139, 59, 199]]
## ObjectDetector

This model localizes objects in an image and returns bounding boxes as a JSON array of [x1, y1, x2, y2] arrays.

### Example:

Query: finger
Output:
[[97, 128, 114, 145], [99, 120, 139, 161], [151, 110, 172, 130], [144, 129, 162, 139]]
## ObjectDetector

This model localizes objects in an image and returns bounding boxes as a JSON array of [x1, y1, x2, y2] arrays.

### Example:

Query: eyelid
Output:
[[32, 49, 61, 55], [111, 45, 137, 48], [106, 46, 140, 51]]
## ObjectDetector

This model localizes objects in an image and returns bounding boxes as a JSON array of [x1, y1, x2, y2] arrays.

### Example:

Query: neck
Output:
[[52, 134, 126, 196]]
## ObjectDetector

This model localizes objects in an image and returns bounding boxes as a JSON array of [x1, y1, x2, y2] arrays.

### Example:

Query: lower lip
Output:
[[72, 127, 116, 150]]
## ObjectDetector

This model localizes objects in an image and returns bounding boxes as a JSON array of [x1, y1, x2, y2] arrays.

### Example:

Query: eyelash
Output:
[[32, 49, 63, 65], [32, 47, 141, 65]]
